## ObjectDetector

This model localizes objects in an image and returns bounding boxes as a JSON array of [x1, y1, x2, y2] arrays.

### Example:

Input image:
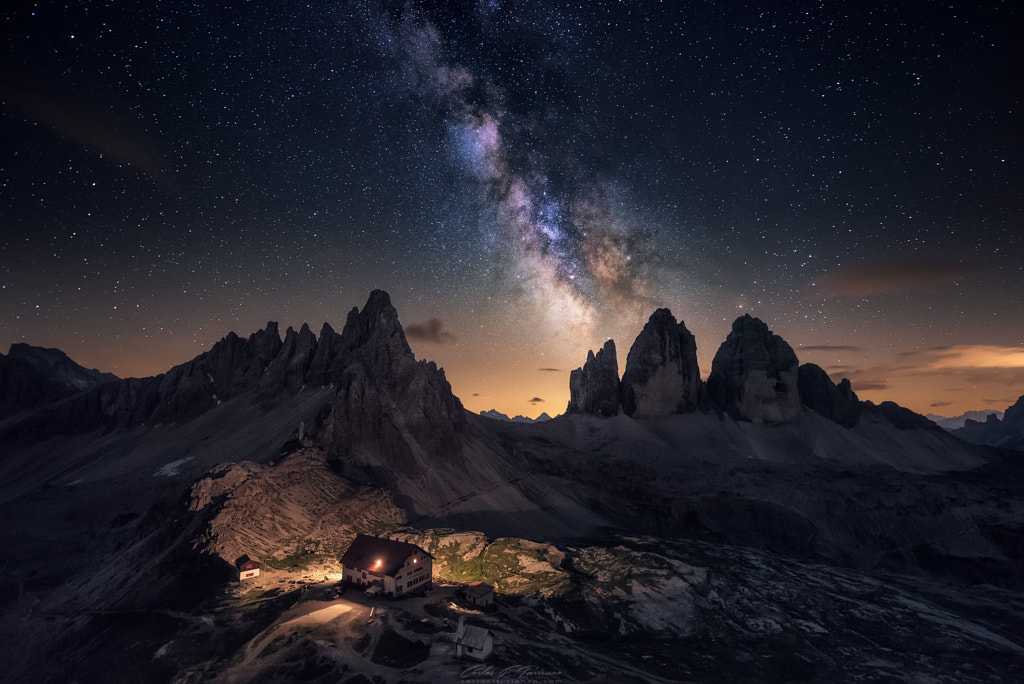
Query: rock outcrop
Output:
[[798, 363, 862, 428], [566, 340, 620, 417], [619, 309, 701, 417], [706, 315, 800, 424], [188, 447, 406, 564]]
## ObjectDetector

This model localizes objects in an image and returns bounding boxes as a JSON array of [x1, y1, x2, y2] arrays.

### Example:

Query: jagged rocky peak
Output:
[[567, 339, 620, 417], [324, 290, 466, 476], [307, 322, 341, 386], [347, 290, 414, 376], [797, 363, 862, 428], [620, 308, 701, 417], [707, 314, 801, 424], [154, 321, 282, 421], [260, 322, 319, 396]]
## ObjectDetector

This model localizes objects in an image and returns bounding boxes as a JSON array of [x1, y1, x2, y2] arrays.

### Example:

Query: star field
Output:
[[2, 1, 1022, 417]]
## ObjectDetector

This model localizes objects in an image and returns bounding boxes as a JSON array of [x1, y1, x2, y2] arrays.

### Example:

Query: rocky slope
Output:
[[187, 447, 407, 567]]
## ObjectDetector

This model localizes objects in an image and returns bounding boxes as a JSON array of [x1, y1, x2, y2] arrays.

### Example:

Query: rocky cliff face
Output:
[[260, 322, 318, 396], [798, 363, 862, 428], [322, 290, 467, 480], [706, 315, 801, 424], [566, 339, 620, 417], [619, 309, 701, 417]]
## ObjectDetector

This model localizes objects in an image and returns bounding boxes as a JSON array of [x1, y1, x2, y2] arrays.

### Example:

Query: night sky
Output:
[[2, 1, 1022, 418]]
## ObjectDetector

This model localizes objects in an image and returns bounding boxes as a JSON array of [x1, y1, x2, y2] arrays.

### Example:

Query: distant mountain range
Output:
[[926, 410, 1004, 430], [479, 409, 553, 423]]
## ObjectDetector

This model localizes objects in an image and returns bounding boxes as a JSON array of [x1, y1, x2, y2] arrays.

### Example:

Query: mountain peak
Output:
[[707, 314, 800, 424], [567, 339, 620, 417], [620, 307, 701, 417], [0, 343, 118, 419]]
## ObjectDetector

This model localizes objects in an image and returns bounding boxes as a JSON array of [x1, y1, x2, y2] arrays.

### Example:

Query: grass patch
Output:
[[265, 551, 320, 571]]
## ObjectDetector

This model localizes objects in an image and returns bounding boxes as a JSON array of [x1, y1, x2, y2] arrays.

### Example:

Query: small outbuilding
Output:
[[340, 534, 432, 597], [453, 616, 494, 662], [235, 554, 261, 581], [464, 581, 495, 608]]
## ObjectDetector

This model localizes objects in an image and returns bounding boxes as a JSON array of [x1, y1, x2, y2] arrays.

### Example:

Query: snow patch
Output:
[[155, 456, 193, 477]]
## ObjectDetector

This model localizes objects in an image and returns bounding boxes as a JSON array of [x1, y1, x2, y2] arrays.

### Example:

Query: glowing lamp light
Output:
[[374, 559, 382, 569], [413, 558, 418, 564]]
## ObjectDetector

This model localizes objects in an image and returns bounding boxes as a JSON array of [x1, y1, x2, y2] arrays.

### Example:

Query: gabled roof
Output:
[[340, 534, 430, 576], [235, 554, 259, 569], [466, 582, 494, 599], [454, 623, 493, 650]]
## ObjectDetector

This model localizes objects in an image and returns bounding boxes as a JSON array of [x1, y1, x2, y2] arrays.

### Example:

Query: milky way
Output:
[[368, 3, 672, 340]]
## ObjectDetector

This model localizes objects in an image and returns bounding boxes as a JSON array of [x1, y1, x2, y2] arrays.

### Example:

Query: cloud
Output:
[[405, 318, 456, 344], [848, 380, 890, 391], [832, 345, 1024, 402], [930, 401, 952, 408], [538, 367, 561, 372], [799, 345, 863, 353], [818, 256, 984, 297], [528, 397, 545, 404], [912, 345, 1024, 370]]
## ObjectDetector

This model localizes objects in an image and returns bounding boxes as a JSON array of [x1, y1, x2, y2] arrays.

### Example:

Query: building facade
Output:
[[235, 554, 261, 581], [340, 534, 432, 597]]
